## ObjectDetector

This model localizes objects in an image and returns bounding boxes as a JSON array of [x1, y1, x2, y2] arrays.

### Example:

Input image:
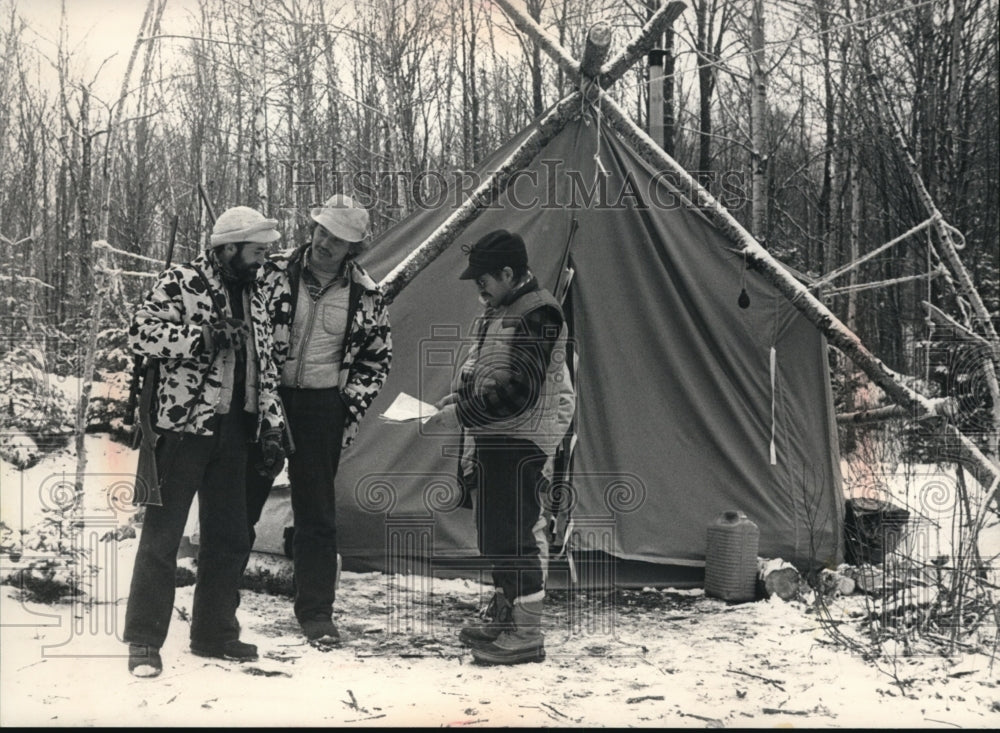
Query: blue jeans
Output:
[[124, 410, 253, 648]]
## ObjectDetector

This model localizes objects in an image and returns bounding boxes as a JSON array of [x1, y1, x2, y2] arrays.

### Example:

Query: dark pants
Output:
[[246, 387, 346, 624], [474, 435, 547, 601], [124, 410, 252, 649]]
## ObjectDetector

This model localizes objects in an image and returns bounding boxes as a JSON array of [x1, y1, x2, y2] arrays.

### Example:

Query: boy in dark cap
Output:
[[427, 228, 572, 665]]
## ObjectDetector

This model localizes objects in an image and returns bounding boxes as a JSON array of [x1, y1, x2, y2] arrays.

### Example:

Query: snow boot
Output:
[[128, 643, 162, 678], [458, 589, 513, 648], [470, 594, 545, 665]]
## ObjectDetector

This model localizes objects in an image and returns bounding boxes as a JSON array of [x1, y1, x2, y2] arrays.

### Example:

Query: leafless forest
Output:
[[1, 0, 998, 442], [1, 0, 999, 671]]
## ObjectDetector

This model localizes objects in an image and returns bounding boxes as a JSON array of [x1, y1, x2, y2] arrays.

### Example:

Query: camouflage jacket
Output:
[[128, 253, 285, 439], [260, 246, 392, 448]]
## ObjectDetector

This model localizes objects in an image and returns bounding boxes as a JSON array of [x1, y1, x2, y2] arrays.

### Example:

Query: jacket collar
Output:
[[268, 245, 380, 293], [498, 273, 539, 308], [482, 273, 539, 317], [193, 251, 222, 279]]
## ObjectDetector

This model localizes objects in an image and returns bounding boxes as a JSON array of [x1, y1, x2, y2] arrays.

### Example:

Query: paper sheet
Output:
[[379, 392, 439, 424]]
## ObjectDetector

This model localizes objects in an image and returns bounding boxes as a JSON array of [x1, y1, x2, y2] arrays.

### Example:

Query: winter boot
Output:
[[301, 617, 341, 645], [470, 593, 545, 665], [458, 589, 513, 648], [128, 643, 163, 678], [190, 638, 259, 662]]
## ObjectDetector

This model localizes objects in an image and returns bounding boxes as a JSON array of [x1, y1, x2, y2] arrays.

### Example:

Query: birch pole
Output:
[[494, 0, 583, 77], [378, 90, 583, 302], [72, 244, 108, 496], [100, 0, 158, 239], [378, 8, 679, 301], [599, 1, 686, 86], [579, 22, 612, 79], [863, 55, 1000, 460]]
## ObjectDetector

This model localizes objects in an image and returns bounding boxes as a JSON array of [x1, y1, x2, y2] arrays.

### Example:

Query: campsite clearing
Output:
[[1, 561, 997, 728]]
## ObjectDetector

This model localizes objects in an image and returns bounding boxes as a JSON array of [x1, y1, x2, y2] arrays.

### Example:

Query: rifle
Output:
[[131, 214, 179, 507], [125, 215, 178, 427], [553, 217, 578, 304], [547, 217, 578, 546]]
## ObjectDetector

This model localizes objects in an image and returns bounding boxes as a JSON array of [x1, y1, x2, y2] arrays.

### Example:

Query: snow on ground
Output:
[[1, 436, 999, 727]]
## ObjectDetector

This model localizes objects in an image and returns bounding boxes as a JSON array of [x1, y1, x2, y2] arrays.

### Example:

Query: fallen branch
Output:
[[836, 398, 956, 424], [762, 708, 810, 716], [626, 695, 665, 704], [540, 702, 568, 718], [680, 712, 724, 725], [727, 667, 786, 691]]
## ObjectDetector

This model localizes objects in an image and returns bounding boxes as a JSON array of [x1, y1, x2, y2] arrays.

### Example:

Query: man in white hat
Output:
[[124, 206, 287, 677], [247, 194, 392, 645]]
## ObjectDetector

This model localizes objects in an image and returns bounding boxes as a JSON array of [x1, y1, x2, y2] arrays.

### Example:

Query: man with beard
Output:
[[246, 194, 391, 646], [124, 206, 286, 677]]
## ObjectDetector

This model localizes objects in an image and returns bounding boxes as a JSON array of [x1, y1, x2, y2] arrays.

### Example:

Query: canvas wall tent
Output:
[[251, 109, 844, 586]]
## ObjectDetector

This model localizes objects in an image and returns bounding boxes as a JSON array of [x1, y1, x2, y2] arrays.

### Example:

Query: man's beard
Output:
[[228, 255, 260, 283]]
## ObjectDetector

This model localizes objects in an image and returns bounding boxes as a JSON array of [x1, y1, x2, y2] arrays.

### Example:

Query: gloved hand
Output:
[[201, 317, 250, 352], [255, 429, 286, 480]]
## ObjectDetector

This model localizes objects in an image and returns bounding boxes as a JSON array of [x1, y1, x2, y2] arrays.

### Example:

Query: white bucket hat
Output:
[[210, 206, 281, 247], [310, 194, 370, 244]]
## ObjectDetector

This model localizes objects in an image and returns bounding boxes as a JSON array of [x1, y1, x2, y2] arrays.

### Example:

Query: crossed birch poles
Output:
[[376, 0, 1000, 509]]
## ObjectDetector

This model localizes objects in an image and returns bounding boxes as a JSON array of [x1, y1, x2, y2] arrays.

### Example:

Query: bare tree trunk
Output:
[[846, 149, 860, 333], [78, 86, 93, 309], [527, 0, 544, 118], [692, 0, 729, 185], [946, 0, 965, 183], [250, 0, 268, 212], [817, 0, 835, 274], [749, 0, 767, 240], [663, 22, 676, 157], [695, 0, 713, 178]]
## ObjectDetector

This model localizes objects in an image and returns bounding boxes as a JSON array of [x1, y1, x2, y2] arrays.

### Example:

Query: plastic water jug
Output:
[[704, 510, 760, 602]]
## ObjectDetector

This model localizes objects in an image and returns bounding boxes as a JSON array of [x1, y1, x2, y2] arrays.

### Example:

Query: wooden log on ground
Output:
[[757, 558, 802, 601], [819, 567, 856, 597], [843, 564, 887, 596]]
